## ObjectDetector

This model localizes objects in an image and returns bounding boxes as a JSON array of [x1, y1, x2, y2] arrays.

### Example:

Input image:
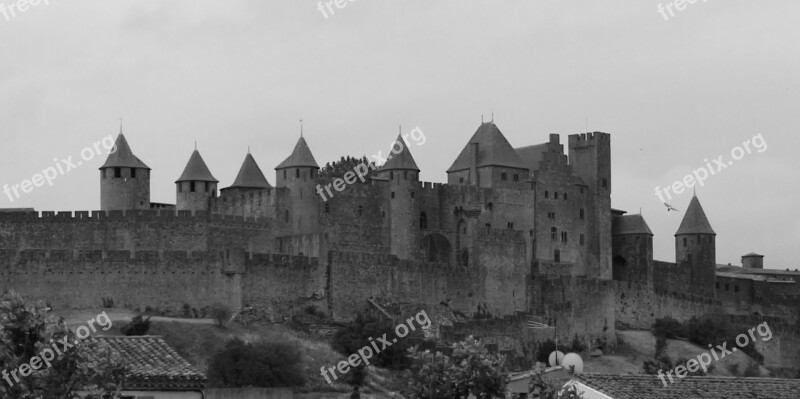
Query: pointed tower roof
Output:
[[176, 150, 218, 182], [675, 195, 716, 235], [613, 214, 654, 236], [100, 133, 150, 170], [275, 136, 319, 169], [230, 153, 271, 189], [447, 122, 527, 172], [380, 134, 420, 171]]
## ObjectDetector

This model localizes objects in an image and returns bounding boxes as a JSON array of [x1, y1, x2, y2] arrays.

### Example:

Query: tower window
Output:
[[545, 191, 549, 198], [325, 203, 330, 213], [178, 183, 182, 193], [459, 177, 464, 183], [602, 178, 608, 188], [311, 169, 315, 178], [580, 208, 585, 219], [131, 168, 136, 178], [284, 210, 289, 224], [391, 191, 395, 199], [404, 171, 408, 180], [683, 237, 687, 247], [580, 234, 585, 245], [564, 193, 567, 200], [190, 181, 196, 192], [507, 222, 514, 230], [114, 167, 121, 178], [501, 172, 507, 181], [390, 171, 394, 180], [561, 231, 568, 242], [420, 212, 428, 229], [734, 285, 740, 293], [554, 250, 561, 263], [296, 169, 300, 178], [513, 174, 519, 182], [411, 192, 415, 199], [551, 227, 557, 241], [283, 170, 287, 180], [358, 205, 363, 216], [555, 192, 559, 199]]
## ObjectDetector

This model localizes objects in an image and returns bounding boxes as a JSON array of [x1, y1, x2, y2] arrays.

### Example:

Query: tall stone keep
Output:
[[275, 136, 320, 235], [99, 133, 151, 211], [568, 132, 612, 280], [176, 149, 218, 213], [377, 134, 421, 259], [675, 194, 716, 296]]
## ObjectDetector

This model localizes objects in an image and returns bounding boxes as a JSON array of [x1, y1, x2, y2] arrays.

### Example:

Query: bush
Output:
[[121, 314, 151, 336], [208, 338, 306, 388], [210, 303, 234, 328], [652, 317, 684, 339], [332, 313, 411, 369], [685, 316, 729, 347]]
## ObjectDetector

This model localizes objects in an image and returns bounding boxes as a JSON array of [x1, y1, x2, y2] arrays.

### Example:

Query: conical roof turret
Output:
[[275, 136, 319, 169], [176, 150, 218, 183], [100, 133, 150, 170], [230, 153, 271, 189], [380, 134, 420, 171], [675, 195, 715, 235]]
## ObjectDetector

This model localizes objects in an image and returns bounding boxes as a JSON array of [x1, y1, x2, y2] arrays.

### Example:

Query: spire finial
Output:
[[491, 109, 494, 122], [481, 114, 484, 123], [300, 119, 304, 137], [248, 145, 251, 154], [194, 140, 197, 151], [119, 117, 123, 134]]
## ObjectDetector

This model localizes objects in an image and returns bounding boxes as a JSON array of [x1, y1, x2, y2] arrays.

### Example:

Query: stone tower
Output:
[[176, 149, 218, 213], [99, 133, 151, 211], [675, 194, 716, 296], [568, 132, 612, 280], [612, 212, 654, 286], [275, 136, 319, 234], [377, 133, 421, 260]]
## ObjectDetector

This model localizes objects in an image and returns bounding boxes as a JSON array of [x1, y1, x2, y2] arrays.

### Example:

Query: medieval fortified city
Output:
[[1, 2, 799, 399]]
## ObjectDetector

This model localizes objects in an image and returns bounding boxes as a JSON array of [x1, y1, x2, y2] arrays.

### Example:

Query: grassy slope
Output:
[[584, 330, 769, 377]]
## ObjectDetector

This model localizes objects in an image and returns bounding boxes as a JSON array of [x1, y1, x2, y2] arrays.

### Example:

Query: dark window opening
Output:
[[284, 210, 289, 224], [513, 174, 519, 182], [296, 168, 300, 178], [580, 208, 585, 219], [602, 178, 608, 188], [190, 181, 196, 192], [358, 205, 363, 216], [554, 250, 561, 263], [501, 172, 507, 181], [404, 171, 408, 179], [507, 222, 514, 230], [564, 193, 567, 200], [580, 234, 585, 245], [131, 168, 136, 178], [459, 177, 464, 183], [683, 237, 687, 247], [555, 192, 559, 199], [390, 171, 394, 180], [283, 170, 287, 179], [114, 167, 121, 178], [420, 212, 428, 229], [391, 191, 395, 199], [324, 203, 330, 213], [551, 227, 557, 241], [561, 231, 568, 242], [545, 191, 549, 198]]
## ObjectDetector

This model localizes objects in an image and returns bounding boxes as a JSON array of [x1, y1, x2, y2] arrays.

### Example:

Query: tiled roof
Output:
[[380, 134, 420, 171], [613, 214, 654, 236], [230, 153, 271, 188], [447, 122, 528, 172], [515, 143, 548, 172], [276, 136, 319, 169], [100, 133, 150, 170], [675, 195, 715, 236], [716, 271, 792, 283], [176, 150, 218, 182], [86, 336, 206, 390], [577, 373, 800, 399]]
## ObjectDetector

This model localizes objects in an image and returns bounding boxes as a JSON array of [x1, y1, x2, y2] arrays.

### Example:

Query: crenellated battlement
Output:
[[568, 131, 610, 146], [0, 208, 268, 228], [419, 181, 445, 190]]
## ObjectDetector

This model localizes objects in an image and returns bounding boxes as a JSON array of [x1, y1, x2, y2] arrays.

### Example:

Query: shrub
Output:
[[210, 303, 234, 328], [536, 340, 558, 365], [570, 335, 587, 353], [685, 316, 729, 347], [332, 313, 411, 369], [121, 314, 151, 336], [652, 317, 684, 339], [208, 338, 306, 388]]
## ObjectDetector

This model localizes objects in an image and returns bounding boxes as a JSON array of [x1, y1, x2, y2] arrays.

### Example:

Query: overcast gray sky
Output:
[[1, 0, 798, 268]]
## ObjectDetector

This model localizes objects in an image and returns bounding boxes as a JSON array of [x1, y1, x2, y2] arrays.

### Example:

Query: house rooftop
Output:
[[576, 373, 800, 399]]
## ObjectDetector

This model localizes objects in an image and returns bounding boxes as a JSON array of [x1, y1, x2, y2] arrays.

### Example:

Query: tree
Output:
[[120, 314, 151, 336], [207, 338, 306, 388], [406, 335, 507, 399], [333, 313, 410, 369], [209, 303, 233, 328], [0, 290, 126, 399], [528, 364, 584, 399]]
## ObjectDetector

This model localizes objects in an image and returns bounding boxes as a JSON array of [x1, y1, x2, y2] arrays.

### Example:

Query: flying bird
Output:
[[664, 203, 680, 212]]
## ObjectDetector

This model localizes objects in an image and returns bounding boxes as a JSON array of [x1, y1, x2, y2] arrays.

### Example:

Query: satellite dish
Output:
[[548, 351, 565, 367], [561, 353, 584, 374]]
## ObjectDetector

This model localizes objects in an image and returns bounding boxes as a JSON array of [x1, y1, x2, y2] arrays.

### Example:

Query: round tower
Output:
[[675, 194, 716, 296], [377, 133, 420, 260], [99, 132, 151, 211], [275, 135, 319, 234], [176, 149, 218, 213]]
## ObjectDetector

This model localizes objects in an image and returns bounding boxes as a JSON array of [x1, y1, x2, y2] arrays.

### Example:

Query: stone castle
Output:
[[1, 121, 798, 369]]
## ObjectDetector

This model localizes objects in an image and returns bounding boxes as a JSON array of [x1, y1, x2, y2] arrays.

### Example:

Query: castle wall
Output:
[[614, 280, 720, 329], [242, 253, 324, 318], [327, 251, 480, 320], [475, 228, 528, 316], [0, 249, 236, 315]]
